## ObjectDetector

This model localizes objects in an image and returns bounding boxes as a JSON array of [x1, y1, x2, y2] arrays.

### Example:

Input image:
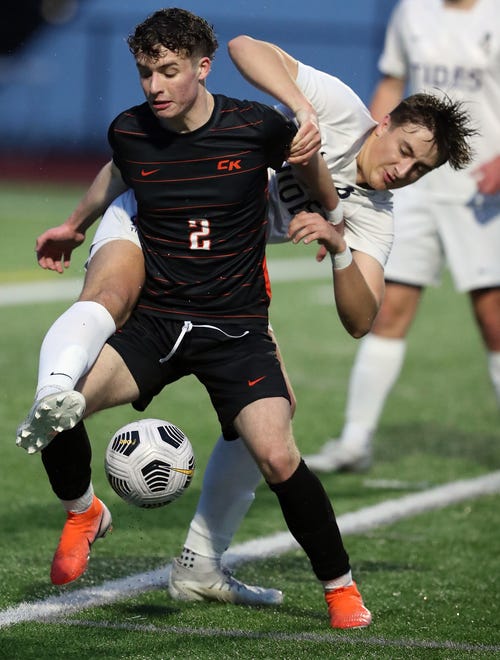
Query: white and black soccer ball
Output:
[[104, 418, 195, 508]]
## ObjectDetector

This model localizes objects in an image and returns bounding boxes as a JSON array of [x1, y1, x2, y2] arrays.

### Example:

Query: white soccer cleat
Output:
[[16, 390, 86, 454], [168, 557, 283, 606], [304, 439, 372, 473]]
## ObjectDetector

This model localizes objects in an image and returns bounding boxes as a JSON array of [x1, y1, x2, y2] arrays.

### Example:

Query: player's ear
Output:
[[197, 56, 212, 81], [375, 114, 391, 136]]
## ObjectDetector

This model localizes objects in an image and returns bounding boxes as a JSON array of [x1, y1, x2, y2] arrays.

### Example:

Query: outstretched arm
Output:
[[36, 160, 128, 272], [228, 36, 341, 221], [228, 35, 320, 164]]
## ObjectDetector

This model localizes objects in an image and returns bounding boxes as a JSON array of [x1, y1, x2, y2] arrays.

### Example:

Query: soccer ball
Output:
[[104, 418, 195, 508]]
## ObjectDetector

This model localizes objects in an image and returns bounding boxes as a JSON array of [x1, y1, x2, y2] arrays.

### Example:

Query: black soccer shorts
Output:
[[107, 311, 291, 439]]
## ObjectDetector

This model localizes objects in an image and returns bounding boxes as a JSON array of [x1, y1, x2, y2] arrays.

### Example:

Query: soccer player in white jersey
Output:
[[16, 34, 473, 610], [306, 0, 500, 473]]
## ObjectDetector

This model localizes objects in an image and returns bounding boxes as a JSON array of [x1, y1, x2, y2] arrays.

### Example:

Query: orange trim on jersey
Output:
[[220, 104, 253, 113], [137, 303, 268, 320], [262, 254, 272, 301], [113, 128, 150, 137], [125, 151, 252, 165], [210, 120, 264, 133], [129, 163, 264, 184], [145, 201, 238, 213]]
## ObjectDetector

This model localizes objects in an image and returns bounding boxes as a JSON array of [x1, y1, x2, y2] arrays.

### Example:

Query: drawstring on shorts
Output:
[[159, 320, 249, 364]]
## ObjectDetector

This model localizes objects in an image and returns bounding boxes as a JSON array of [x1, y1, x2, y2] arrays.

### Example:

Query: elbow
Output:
[[346, 325, 371, 340], [350, 326, 371, 340], [341, 314, 377, 339], [227, 35, 251, 59]]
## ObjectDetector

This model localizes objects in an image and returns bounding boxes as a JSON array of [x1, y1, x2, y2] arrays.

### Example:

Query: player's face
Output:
[[359, 116, 439, 191], [135, 46, 211, 130]]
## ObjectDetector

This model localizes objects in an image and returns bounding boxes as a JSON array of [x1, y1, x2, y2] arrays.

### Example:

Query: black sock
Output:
[[268, 459, 350, 581], [41, 421, 92, 500]]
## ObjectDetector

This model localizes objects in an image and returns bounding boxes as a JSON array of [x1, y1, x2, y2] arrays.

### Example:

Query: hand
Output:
[[473, 155, 500, 195], [287, 107, 321, 165], [36, 223, 86, 273], [288, 211, 346, 254], [315, 245, 328, 262]]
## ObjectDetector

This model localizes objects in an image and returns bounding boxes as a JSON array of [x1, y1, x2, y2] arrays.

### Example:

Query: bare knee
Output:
[[251, 439, 301, 484], [261, 454, 300, 484], [79, 286, 139, 328]]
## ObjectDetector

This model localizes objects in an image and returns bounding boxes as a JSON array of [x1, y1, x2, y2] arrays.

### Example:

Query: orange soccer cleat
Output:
[[50, 495, 112, 585], [325, 582, 372, 629]]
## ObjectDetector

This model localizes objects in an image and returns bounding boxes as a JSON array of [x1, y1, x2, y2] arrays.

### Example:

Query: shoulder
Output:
[[296, 61, 368, 115], [295, 62, 374, 138], [213, 94, 296, 137], [215, 94, 288, 120], [109, 103, 154, 132]]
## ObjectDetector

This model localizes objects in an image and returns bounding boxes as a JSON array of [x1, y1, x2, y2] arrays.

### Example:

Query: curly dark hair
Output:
[[389, 92, 478, 170], [127, 8, 218, 61]]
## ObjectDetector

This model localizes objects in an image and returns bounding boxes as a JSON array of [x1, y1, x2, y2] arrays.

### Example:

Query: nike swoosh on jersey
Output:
[[247, 376, 267, 387], [141, 168, 160, 177]]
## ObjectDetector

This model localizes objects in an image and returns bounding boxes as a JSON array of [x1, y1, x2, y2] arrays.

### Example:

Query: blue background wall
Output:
[[0, 1, 397, 154]]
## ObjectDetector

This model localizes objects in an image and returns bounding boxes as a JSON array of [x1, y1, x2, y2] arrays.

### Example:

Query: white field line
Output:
[[0, 279, 83, 306], [0, 258, 329, 307], [1, 470, 499, 628], [51, 619, 500, 653]]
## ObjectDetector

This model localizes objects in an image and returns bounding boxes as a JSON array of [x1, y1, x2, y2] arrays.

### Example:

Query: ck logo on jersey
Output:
[[217, 159, 241, 171]]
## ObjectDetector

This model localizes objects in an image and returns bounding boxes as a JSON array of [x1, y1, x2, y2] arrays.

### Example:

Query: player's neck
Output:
[[443, 0, 478, 10], [355, 138, 372, 189], [161, 89, 215, 134]]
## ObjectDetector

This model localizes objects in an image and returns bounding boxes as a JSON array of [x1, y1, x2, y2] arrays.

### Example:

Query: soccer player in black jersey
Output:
[[16, 9, 370, 629]]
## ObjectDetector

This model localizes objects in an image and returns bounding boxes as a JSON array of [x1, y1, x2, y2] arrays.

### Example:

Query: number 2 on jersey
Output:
[[188, 219, 211, 250]]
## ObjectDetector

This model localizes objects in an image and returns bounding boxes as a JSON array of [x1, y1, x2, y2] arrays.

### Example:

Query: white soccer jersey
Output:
[[379, 0, 500, 203], [268, 62, 394, 266], [87, 188, 140, 262]]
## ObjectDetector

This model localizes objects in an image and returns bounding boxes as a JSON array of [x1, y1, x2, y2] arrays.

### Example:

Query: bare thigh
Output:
[[78, 343, 140, 417], [80, 240, 145, 328]]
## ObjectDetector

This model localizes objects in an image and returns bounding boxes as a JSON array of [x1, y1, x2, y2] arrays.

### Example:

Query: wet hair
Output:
[[389, 92, 478, 170], [127, 8, 218, 62]]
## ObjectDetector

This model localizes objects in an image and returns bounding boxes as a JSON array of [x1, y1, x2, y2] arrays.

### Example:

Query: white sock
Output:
[[339, 333, 407, 447], [322, 570, 353, 590], [36, 301, 116, 400], [61, 483, 94, 513], [487, 351, 500, 407], [176, 547, 219, 570], [183, 435, 262, 559]]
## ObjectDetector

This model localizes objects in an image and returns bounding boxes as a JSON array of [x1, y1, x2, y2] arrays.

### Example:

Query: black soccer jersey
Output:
[[108, 95, 297, 325]]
